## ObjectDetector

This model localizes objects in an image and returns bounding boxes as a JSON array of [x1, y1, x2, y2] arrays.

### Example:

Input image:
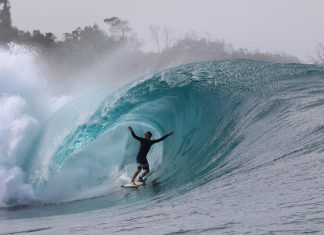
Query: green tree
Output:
[[0, 0, 15, 44], [104, 17, 131, 43], [0, 0, 12, 28]]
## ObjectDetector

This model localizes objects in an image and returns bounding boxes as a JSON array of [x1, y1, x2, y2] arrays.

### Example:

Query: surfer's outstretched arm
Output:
[[128, 126, 145, 141], [152, 132, 174, 144]]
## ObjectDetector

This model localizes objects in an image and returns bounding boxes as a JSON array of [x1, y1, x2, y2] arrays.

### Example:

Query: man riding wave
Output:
[[128, 126, 174, 185]]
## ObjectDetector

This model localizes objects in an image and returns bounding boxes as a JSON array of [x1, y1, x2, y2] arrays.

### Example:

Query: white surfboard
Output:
[[121, 183, 138, 188], [121, 181, 145, 188]]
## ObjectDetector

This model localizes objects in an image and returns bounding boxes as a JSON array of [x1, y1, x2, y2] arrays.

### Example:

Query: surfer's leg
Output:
[[131, 168, 141, 184], [140, 163, 150, 180], [140, 169, 150, 179]]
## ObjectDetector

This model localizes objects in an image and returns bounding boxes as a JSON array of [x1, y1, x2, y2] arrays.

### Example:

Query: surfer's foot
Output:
[[130, 181, 136, 186]]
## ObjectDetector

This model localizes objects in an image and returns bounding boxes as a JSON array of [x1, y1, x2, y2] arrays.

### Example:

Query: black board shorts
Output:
[[136, 162, 149, 170]]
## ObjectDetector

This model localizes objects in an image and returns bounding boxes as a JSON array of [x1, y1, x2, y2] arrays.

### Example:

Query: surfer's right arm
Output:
[[128, 126, 144, 141]]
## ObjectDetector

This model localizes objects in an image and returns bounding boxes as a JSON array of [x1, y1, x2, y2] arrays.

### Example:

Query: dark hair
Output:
[[146, 131, 152, 137]]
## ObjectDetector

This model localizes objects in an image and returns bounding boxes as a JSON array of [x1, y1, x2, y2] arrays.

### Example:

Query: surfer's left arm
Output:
[[152, 132, 174, 144]]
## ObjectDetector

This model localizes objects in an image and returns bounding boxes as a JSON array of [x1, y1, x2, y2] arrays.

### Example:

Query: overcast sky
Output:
[[10, 0, 324, 61]]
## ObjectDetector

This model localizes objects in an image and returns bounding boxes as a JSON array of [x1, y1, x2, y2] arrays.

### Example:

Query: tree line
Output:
[[3, 0, 323, 93]]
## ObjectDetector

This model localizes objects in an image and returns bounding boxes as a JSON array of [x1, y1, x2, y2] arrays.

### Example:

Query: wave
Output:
[[1, 47, 324, 214]]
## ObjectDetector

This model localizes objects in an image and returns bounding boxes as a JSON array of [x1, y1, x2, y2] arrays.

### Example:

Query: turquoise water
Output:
[[1, 52, 324, 233]]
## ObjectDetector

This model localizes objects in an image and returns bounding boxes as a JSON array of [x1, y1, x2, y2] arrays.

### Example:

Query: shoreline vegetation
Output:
[[1, 0, 323, 93]]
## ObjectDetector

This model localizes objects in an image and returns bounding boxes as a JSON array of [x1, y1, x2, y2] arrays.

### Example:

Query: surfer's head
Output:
[[145, 131, 152, 139]]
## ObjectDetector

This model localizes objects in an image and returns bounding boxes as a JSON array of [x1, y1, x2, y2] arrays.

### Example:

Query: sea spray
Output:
[[0, 45, 69, 207]]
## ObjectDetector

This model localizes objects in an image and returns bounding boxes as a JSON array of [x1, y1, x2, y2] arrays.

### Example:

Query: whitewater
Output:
[[0, 46, 324, 234]]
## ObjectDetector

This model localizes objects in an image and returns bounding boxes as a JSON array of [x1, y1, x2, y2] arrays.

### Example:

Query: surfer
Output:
[[128, 126, 173, 186]]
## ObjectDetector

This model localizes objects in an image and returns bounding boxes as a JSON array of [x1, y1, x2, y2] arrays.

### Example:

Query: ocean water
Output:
[[0, 47, 324, 234]]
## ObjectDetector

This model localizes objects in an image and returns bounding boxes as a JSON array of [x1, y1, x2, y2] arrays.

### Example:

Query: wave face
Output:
[[1, 47, 324, 221]]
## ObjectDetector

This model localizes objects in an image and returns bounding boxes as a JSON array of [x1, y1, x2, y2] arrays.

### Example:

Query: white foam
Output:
[[0, 45, 69, 207], [0, 167, 35, 207]]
